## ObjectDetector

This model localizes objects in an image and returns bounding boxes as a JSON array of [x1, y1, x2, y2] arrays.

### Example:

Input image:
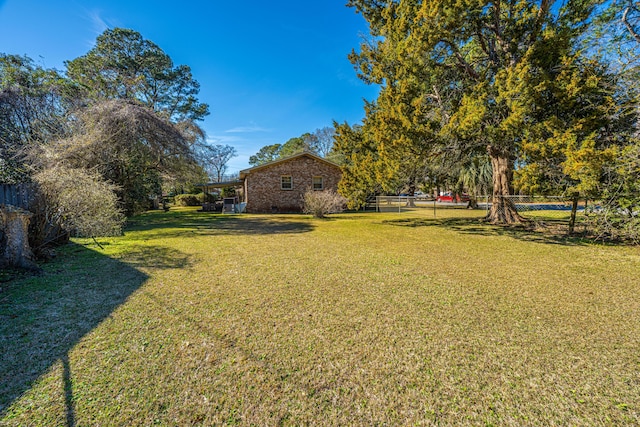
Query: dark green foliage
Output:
[[174, 194, 201, 206], [66, 28, 209, 122], [279, 135, 310, 158], [249, 144, 282, 166], [197, 192, 217, 203], [221, 187, 236, 198], [334, 121, 382, 209], [346, 0, 612, 223], [248, 128, 334, 167], [0, 54, 78, 183]]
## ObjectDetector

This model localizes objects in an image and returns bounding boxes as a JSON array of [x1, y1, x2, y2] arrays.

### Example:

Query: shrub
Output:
[[585, 207, 640, 243], [302, 189, 346, 218], [174, 194, 201, 206], [33, 166, 125, 242], [221, 187, 236, 197], [197, 192, 217, 203], [585, 143, 640, 243]]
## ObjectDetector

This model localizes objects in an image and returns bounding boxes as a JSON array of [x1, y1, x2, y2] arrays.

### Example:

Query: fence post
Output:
[[568, 195, 579, 234]]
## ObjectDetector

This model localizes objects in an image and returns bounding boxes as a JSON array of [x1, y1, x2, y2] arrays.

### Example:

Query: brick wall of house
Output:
[[245, 155, 342, 213]]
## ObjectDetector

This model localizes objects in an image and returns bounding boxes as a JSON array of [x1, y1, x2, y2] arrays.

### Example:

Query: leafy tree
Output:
[[279, 135, 311, 157], [334, 79, 440, 207], [60, 28, 211, 212], [66, 28, 209, 122], [348, 0, 603, 223], [512, 54, 628, 231], [31, 99, 202, 214], [456, 153, 493, 199], [0, 54, 78, 183], [248, 143, 282, 166], [581, 0, 640, 239], [248, 130, 324, 167], [334, 121, 383, 209]]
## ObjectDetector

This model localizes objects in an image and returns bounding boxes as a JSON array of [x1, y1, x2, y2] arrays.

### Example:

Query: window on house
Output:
[[312, 176, 323, 190], [281, 176, 293, 190]]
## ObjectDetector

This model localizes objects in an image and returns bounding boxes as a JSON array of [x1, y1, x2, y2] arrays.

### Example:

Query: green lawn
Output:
[[1, 207, 639, 425]]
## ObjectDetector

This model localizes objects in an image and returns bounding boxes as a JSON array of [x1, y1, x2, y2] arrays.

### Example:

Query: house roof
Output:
[[239, 151, 341, 180]]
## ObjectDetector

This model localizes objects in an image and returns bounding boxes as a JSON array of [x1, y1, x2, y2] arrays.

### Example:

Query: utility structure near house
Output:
[[199, 152, 342, 214]]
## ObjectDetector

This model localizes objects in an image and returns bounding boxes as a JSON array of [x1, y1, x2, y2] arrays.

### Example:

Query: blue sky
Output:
[[0, 0, 378, 172]]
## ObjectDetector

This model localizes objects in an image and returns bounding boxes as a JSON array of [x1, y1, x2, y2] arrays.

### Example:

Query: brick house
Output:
[[239, 152, 342, 213]]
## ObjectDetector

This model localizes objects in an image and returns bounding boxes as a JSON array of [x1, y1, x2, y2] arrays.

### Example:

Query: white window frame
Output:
[[281, 175, 293, 190]]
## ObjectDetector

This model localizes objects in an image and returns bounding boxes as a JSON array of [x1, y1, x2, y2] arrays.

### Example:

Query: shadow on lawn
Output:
[[382, 217, 589, 246], [0, 243, 149, 424], [119, 244, 194, 270], [126, 211, 315, 238]]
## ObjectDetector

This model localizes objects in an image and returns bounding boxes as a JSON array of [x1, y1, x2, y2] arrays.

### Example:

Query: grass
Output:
[[1, 207, 639, 425]]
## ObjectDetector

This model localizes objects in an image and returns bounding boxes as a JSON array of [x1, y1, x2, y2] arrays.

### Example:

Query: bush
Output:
[[302, 189, 346, 218], [585, 207, 640, 243], [197, 192, 217, 203], [586, 143, 640, 243], [33, 167, 125, 241], [174, 194, 201, 206]]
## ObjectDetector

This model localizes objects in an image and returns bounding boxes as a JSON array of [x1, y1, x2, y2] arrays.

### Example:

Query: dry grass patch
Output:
[[1, 207, 639, 425]]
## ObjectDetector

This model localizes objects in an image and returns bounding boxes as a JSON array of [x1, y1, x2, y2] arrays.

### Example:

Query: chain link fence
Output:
[[375, 194, 593, 225], [477, 195, 588, 221], [375, 196, 451, 213]]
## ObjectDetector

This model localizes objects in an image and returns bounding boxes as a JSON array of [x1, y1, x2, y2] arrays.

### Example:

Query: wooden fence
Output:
[[0, 183, 36, 210]]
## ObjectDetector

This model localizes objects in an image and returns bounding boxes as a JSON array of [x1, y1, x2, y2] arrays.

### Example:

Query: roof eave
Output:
[[239, 152, 340, 178]]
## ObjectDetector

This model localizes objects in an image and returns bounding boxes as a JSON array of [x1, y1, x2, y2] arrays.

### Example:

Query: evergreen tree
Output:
[[348, 0, 604, 223], [66, 28, 209, 122]]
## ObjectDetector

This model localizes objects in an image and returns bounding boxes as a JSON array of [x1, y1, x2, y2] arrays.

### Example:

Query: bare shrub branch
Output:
[[34, 166, 125, 238], [302, 189, 346, 218]]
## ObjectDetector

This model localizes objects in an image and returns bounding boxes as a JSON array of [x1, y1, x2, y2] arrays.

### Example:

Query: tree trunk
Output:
[[1, 206, 40, 271], [405, 182, 417, 207], [486, 146, 525, 224], [568, 194, 579, 234]]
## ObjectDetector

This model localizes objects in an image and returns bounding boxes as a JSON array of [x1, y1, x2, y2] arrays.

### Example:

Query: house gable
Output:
[[241, 152, 342, 213]]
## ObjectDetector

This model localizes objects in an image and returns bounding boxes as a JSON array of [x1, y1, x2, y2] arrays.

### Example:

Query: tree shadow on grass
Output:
[[0, 242, 149, 423], [117, 244, 194, 270], [126, 211, 315, 238], [382, 217, 590, 246]]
